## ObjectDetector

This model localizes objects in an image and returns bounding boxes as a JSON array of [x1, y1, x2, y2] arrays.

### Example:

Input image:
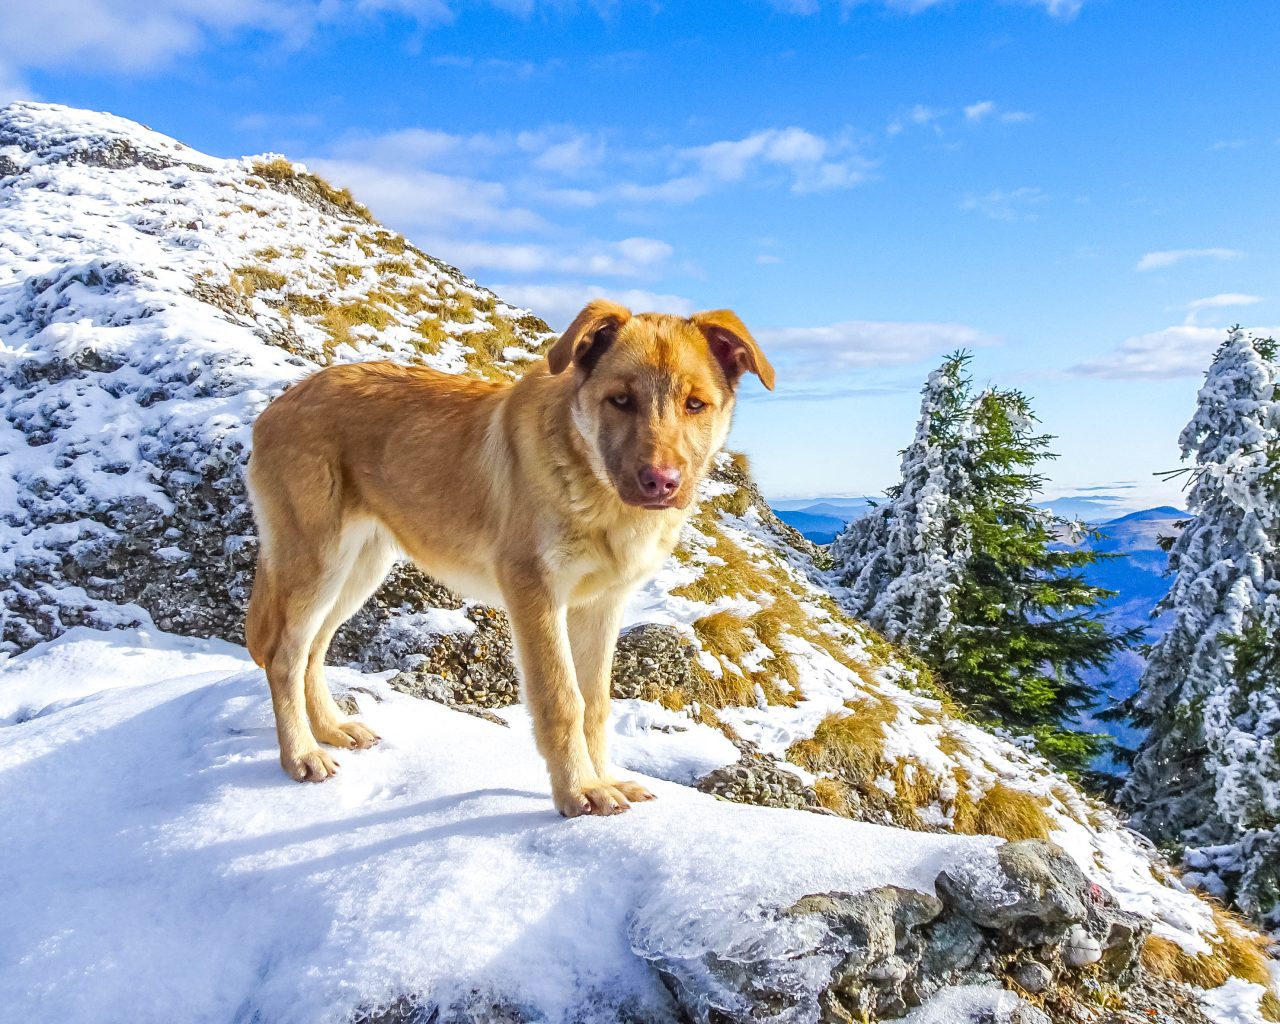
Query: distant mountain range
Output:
[[1069, 507, 1187, 758], [770, 496, 1188, 761], [771, 495, 1180, 545]]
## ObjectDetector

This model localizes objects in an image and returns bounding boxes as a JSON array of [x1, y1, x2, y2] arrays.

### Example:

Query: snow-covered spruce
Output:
[[1122, 329, 1280, 928], [829, 352, 1135, 775], [1, 103, 1277, 1019]]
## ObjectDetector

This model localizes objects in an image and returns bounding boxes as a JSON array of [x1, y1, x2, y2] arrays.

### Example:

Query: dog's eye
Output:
[[608, 394, 632, 409], [685, 397, 707, 413]]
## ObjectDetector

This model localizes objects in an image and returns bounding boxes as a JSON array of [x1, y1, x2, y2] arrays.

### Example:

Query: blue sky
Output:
[[3, 1, 1277, 508]]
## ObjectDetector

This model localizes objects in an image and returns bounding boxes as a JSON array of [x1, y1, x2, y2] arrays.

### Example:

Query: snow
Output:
[[898, 986, 1025, 1024], [0, 627, 999, 1023], [1197, 978, 1275, 1024], [501, 698, 740, 787]]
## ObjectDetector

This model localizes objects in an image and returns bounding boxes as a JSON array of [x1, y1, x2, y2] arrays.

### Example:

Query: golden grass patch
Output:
[[672, 512, 869, 699], [1141, 905, 1276, 1015], [285, 293, 329, 318], [250, 158, 373, 223], [952, 781, 1053, 842], [320, 301, 393, 348], [230, 266, 287, 296], [787, 695, 897, 782]]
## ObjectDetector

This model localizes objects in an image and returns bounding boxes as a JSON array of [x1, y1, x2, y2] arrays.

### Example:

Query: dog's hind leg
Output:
[[248, 455, 356, 782], [303, 523, 398, 751], [569, 596, 655, 805]]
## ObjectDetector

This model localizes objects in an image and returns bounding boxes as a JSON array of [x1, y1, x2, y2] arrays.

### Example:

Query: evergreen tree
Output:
[[833, 352, 1139, 775], [1120, 329, 1280, 924], [830, 353, 974, 645]]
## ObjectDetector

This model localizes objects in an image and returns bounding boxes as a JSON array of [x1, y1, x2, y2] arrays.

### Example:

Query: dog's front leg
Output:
[[500, 564, 636, 817], [568, 596, 655, 805]]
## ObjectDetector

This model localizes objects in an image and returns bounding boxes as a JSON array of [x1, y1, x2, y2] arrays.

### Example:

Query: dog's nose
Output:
[[637, 465, 682, 500]]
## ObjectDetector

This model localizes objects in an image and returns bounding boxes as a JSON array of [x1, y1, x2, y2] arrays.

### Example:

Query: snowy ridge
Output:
[[1, 103, 1275, 1020], [0, 100, 551, 652]]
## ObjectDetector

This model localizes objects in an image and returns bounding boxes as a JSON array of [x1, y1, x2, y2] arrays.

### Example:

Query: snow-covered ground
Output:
[[1, 626, 1000, 1023]]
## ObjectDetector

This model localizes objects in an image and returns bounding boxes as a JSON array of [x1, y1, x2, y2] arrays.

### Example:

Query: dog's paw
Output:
[[315, 718, 381, 750], [607, 779, 657, 804], [555, 778, 652, 818], [282, 746, 340, 783]]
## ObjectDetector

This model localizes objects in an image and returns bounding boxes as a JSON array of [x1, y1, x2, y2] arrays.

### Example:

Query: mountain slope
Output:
[[1, 103, 1275, 1022]]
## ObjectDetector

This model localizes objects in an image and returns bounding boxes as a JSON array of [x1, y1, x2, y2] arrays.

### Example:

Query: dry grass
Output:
[[447, 292, 476, 324], [788, 695, 897, 782], [372, 229, 406, 254], [320, 301, 393, 348], [376, 258, 415, 277], [672, 514, 869, 696], [230, 266, 287, 296], [889, 759, 946, 830], [813, 777, 850, 814], [786, 696, 957, 827], [462, 319, 520, 377], [285, 293, 329, 318], [251, 157, 373, 223], [1141, 908, 1278, 1016], [952, 781, 1054, 842], [415, 316, 448, 351]]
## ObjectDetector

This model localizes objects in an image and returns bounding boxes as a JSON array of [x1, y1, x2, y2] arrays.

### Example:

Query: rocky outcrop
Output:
[[697, 743, 828, 813], [640, 841, 1152, 1024]]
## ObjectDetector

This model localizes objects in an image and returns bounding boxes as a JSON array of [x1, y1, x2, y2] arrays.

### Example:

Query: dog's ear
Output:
[[691, 309, 776, 391], [547, 300, 632, 376]]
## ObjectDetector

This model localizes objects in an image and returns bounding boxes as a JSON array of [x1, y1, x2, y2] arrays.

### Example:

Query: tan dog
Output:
[[245, 300, 774, 817]]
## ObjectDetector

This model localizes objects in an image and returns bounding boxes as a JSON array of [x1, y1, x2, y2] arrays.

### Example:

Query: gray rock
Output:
[[696, 745, 827, 813], [610, 623, 700, 700], [1009, 1002, 1053, 1024], [936, 840, 1088, 943], [1009, 959, 1053, 995]]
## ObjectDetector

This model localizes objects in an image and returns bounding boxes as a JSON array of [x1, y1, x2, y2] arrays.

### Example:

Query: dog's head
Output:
[[546, 300, 774, 510]]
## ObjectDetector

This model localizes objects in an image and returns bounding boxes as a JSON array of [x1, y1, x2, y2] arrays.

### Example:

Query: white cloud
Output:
[[676, 127, 869, 196], [0, 0, 312, 74], [491, 284, 696, 331], [0, 1, 603, 77], [963, 101, 1033, 124], [0, 59, 35, 104], [1184, 293, 1263, 325], [527, 132, 605, 175], [609, 127, 870, 203], [1135, 247, 1244, 271], [887, 104, 944, 136], [840, 0, 1083, 18], [1067, 326, 1234, 380], [959, 186, 1046, 221], [304, 158, 546, 231], [757, 319, 1000, 378], [437, 236, 673, 277]]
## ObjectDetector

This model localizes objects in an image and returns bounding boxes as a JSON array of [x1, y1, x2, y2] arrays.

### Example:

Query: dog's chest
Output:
[[560, 514, 681, 603]]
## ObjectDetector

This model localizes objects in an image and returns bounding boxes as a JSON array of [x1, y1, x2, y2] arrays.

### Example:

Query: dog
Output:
[[244, 300, 774, 817]]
